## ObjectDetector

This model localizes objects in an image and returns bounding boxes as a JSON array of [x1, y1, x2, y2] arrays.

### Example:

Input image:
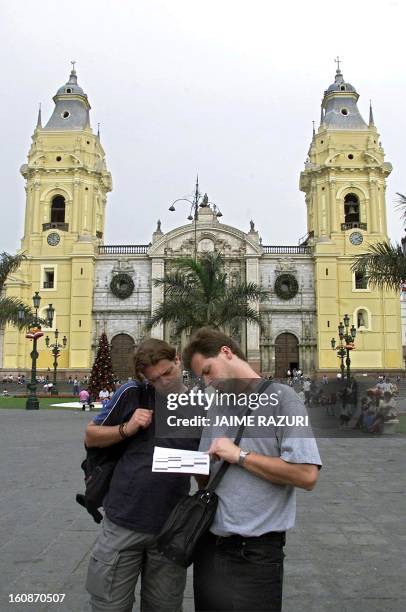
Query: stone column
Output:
[[72, 178, 80, 233], [369, 177, 379, 233], [33, 180, 41, 233], [245, 256, 261, 371], [269, 343, 276, 376], [24, 185, 31, 238], [311, 184, 319, 238], [377, 183, 384, 234], [299, 344, 305, 374], [301, 345, 310, 376], [83, 185, 89, 233], [320, 191, 327, 236], [150, 258, 164, 340], [329, 178, 338, 232]]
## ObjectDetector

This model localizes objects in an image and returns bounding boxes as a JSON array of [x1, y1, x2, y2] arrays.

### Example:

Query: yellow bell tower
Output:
[[3, 64, 112, 373], [300, 62, 403, 372]]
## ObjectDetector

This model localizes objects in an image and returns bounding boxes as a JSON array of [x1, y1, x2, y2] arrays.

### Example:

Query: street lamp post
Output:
[[17, 293, 55, 410], [169, 176, 223, 259], [331, 314, 357, 382], [45, 329, 68, 396]]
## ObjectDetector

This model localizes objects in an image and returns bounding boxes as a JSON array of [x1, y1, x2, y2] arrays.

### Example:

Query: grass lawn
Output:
[[0, 396, 79, 409], [398, 414, 406, 434]]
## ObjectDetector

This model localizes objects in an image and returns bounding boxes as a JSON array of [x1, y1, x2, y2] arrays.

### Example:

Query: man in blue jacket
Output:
[[85, 339, 198, 612]]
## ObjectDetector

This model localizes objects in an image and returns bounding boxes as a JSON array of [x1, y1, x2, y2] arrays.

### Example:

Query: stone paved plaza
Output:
[[0, 408, 405, 612]]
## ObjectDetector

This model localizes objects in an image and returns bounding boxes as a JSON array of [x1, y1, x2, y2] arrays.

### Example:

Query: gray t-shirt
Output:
[[199, 382, 322, 536]]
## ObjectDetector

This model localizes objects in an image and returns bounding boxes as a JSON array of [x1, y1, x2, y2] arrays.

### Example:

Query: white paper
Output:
[[152, 446, 210, 475]]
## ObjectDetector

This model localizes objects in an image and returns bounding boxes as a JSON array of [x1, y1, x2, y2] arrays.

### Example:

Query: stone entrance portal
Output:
[[274, 333, 299, 378], [110, 334, 135, 381]]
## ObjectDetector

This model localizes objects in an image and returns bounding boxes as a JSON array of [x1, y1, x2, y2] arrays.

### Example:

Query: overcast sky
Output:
[[1, 0, 405, 252]]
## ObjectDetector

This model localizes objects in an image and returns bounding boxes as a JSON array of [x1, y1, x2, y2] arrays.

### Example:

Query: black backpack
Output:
[[76, 382, 153, 523]]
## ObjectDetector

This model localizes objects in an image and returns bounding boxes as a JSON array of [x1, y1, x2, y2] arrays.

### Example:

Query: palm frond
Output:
[[170, 256, 204, 275], [395, 192, 406, 223], [145, 298, 201, 331], [0, 297, 34, 329], [351, 241, 406, 291], [0, 252, 26, 288], [217, 302, 265, 332], [152, 271, 197, 297], [144, 249, 264, 338], [226, 282, 268, 303]]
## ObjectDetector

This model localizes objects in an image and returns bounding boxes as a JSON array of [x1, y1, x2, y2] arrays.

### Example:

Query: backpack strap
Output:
[[206, 379, 272, 492], [101, 381, 142, 425]]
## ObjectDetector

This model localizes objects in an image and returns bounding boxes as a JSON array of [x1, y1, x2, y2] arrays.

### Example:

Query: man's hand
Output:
[[85, 408, 153, 448], [126, 409, 153, 436], [208, 437, 240, 464]]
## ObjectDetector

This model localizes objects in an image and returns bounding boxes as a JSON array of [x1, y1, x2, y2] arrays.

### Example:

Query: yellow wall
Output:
[[300, 119, 403, 371], [3, 122, 112, 371]]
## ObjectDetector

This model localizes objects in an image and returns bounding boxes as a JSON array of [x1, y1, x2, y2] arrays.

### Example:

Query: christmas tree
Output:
[[88, 333, 115, 400]]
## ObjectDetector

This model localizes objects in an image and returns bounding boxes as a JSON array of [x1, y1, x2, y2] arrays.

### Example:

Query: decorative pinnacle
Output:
[[312, 120, 315, 136], [369, 100, 375, 126], [36, 103, 42, 128], [194, 173, 200, 205], [68, 60, 78, 85], [334, 56, 342, 74], [97, 122, 100, 139]]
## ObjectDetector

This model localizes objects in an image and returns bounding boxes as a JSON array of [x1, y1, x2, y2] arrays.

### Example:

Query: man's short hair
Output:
[[133, 338, 177, 380], [182, 327, 247, 370]]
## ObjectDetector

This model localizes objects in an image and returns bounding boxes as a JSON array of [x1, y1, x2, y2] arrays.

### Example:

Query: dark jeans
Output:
[[194, 530, 285, 612]]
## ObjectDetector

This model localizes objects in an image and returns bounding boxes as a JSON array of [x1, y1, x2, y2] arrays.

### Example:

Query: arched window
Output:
[[344, 193, 360, 224], [51, 195, 66, 223], [356, 308, 369, 329]]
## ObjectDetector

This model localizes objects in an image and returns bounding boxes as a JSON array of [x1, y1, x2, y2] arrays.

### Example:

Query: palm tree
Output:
[[146, 251, 268, 336], [351, 193, 406, 291], [0, 252, 33, 328]]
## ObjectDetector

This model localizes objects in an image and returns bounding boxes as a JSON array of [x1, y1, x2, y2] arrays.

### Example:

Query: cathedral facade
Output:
[[1, 66, 403, 378]]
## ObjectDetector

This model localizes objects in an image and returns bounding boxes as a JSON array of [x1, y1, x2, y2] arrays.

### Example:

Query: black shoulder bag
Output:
[[157, 379, 270, 567]]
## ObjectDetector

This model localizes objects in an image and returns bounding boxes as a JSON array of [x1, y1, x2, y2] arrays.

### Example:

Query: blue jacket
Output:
[[93, 381, 198, 533]]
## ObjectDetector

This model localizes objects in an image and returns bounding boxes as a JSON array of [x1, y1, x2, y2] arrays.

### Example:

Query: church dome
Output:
[[321, 65, 367, 130], [325, 68, 357, 94], [56, 67, 85, 96], [44, 64, 91, 131]]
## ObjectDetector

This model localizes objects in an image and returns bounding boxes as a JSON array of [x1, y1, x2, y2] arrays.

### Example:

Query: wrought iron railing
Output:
[[42, 222, 69, 232], [341, 222, 367, 231]]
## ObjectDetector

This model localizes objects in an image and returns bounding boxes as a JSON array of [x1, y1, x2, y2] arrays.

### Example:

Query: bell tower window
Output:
[[341, 193, 367, 231], [51, 196, 66, 223], [344, 194, 360, 224]]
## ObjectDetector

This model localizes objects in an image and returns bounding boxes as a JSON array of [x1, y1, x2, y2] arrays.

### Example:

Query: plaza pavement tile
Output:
[[0, 409, 404, 611]]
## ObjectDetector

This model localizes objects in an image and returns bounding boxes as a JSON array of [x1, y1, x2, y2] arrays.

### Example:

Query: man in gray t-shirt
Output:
[[183, 328, 322, 612], [199, 381, 321, 537]]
